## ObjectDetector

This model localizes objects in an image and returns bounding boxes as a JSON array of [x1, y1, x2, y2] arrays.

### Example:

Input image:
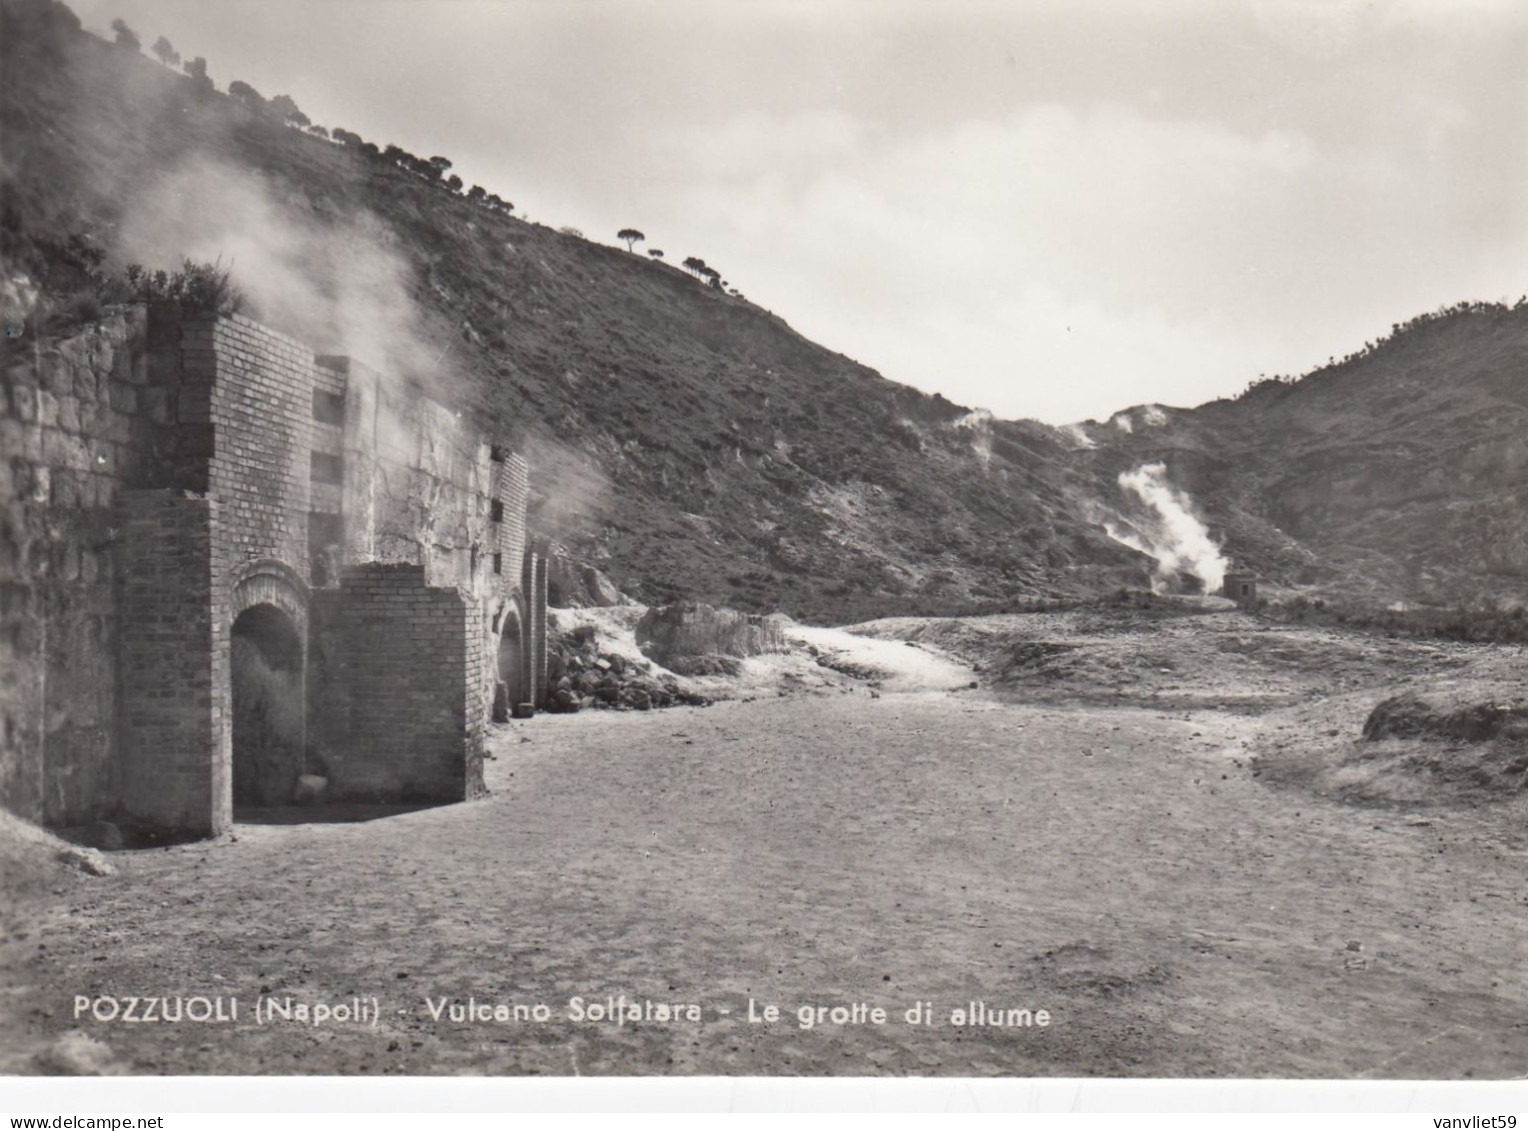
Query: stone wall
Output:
[[0, 308, 164, 826]]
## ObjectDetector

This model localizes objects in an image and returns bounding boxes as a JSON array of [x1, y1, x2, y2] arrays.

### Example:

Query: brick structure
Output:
[[310, 564, 482, 803], [0, 304, 547, 838], [117, 490, 225, 834], [1223, 570, 1258, 608]]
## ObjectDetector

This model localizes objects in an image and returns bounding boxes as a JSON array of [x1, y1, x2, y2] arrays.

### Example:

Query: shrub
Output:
[[123, 257, 246, 316]]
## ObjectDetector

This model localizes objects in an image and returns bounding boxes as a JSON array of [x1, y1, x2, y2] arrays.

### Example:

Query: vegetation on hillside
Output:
[[1233, 298, 1528, 402]]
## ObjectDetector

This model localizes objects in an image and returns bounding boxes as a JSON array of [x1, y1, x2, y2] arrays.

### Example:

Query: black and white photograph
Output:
[[1, 0, 1525, 1114]]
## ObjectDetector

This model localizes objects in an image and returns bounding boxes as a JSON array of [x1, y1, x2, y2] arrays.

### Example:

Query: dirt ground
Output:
[[3, 609, 1526, 1078]]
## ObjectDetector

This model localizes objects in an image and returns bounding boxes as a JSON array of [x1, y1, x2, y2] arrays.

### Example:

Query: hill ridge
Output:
[[3, 0, 1526, 616]]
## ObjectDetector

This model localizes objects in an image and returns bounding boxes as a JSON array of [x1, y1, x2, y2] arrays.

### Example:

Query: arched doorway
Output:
[[494, 606, 528, 721], [231, 603, 305, 807]]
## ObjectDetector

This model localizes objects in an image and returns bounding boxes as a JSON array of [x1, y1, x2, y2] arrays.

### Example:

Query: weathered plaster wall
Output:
[[322, 355, 499, 597]]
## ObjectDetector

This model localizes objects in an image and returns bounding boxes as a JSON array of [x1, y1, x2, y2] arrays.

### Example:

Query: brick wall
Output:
[[530, 550, 548, 708], [495, 453, 529, 597], [116, 489, 227, 835], [461, 596, 488, 799], [310, 563, 483, 802], [175, 312, 314, 579]]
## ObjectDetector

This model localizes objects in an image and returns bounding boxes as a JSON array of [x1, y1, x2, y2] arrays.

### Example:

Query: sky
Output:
[[73, 0, 1528, 424]]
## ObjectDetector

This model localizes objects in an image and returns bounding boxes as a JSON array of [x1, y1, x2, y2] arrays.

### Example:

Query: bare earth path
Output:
[[5, 687, 1527, 1077]]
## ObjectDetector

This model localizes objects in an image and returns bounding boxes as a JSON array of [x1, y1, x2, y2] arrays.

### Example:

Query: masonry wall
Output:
[[176, 312, 314, 578], [0, 308, 172, 827], [461, 596, 488, 790], [116, 490, 227, 835], [1, 305, 539, 836], [325, 354, 496, 596], [310, 563, 483, 803], [530, 550, 548, 708], [141, 310, 313, 829], [495, 454, 529, 597], [331, 369, 533, 725]]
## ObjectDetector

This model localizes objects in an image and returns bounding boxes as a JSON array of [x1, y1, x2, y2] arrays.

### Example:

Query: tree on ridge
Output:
[[150, 35, 179, 67], [110, 18, 139, 51], [267, 93, 310, 129], [228, 80, 265, 113]]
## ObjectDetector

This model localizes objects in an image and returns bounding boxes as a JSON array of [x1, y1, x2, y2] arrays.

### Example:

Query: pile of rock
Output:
[[634, 602, 790, 676], [546, 553, 628, 608], [546, 624, 709, 713], [1363, 692, 1528, 743]]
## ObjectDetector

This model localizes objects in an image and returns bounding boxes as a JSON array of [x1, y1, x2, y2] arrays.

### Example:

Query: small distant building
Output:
[[1223, 570, 1259, 607]]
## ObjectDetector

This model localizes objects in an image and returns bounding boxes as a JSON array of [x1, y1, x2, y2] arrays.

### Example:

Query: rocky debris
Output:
[[1255, 672, 1528, 805], [635, 601, 789, 676], [56, 845, 114, 877], [34, 1032, 124, 1076], [547, 553, 628, 608], [1000, 641, 1081, 682], [801, 642, 883, 682], [548, 623, 709, 713], [1363, 693, 1528, 743]]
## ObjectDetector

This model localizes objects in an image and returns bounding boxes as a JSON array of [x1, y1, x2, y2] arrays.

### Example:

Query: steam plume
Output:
[[116, 157, 447, 388], [1059, 422, 1096, 449], [953, 408, 993, 469], [1104, 461, 1227, 593]]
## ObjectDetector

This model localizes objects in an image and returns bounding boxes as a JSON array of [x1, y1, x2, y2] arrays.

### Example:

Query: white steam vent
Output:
[[1103, 462, 1227, 594], [953, 409, 993, 468], [1059, 423, 1097, 449]]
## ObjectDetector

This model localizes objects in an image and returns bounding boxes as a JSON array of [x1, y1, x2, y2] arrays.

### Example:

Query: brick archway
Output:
[[493, 592, 530, 720], [231, 603, 305, 807], [227, 560, 310, 814], [231, 559, 310, 638]]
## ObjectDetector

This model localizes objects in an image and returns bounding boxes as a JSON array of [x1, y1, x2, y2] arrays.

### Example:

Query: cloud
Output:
[[660, 103, 1328, 419], [676, 109, 869, 185], [655, 93, 1522, 423], [1250, 0, 1380, 59]]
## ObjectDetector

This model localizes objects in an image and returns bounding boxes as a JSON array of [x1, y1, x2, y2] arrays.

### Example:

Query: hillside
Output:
[[1080, 303, 1528, 607], [1, 0, 1150, 621], [4, 0, 1527, 619]]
